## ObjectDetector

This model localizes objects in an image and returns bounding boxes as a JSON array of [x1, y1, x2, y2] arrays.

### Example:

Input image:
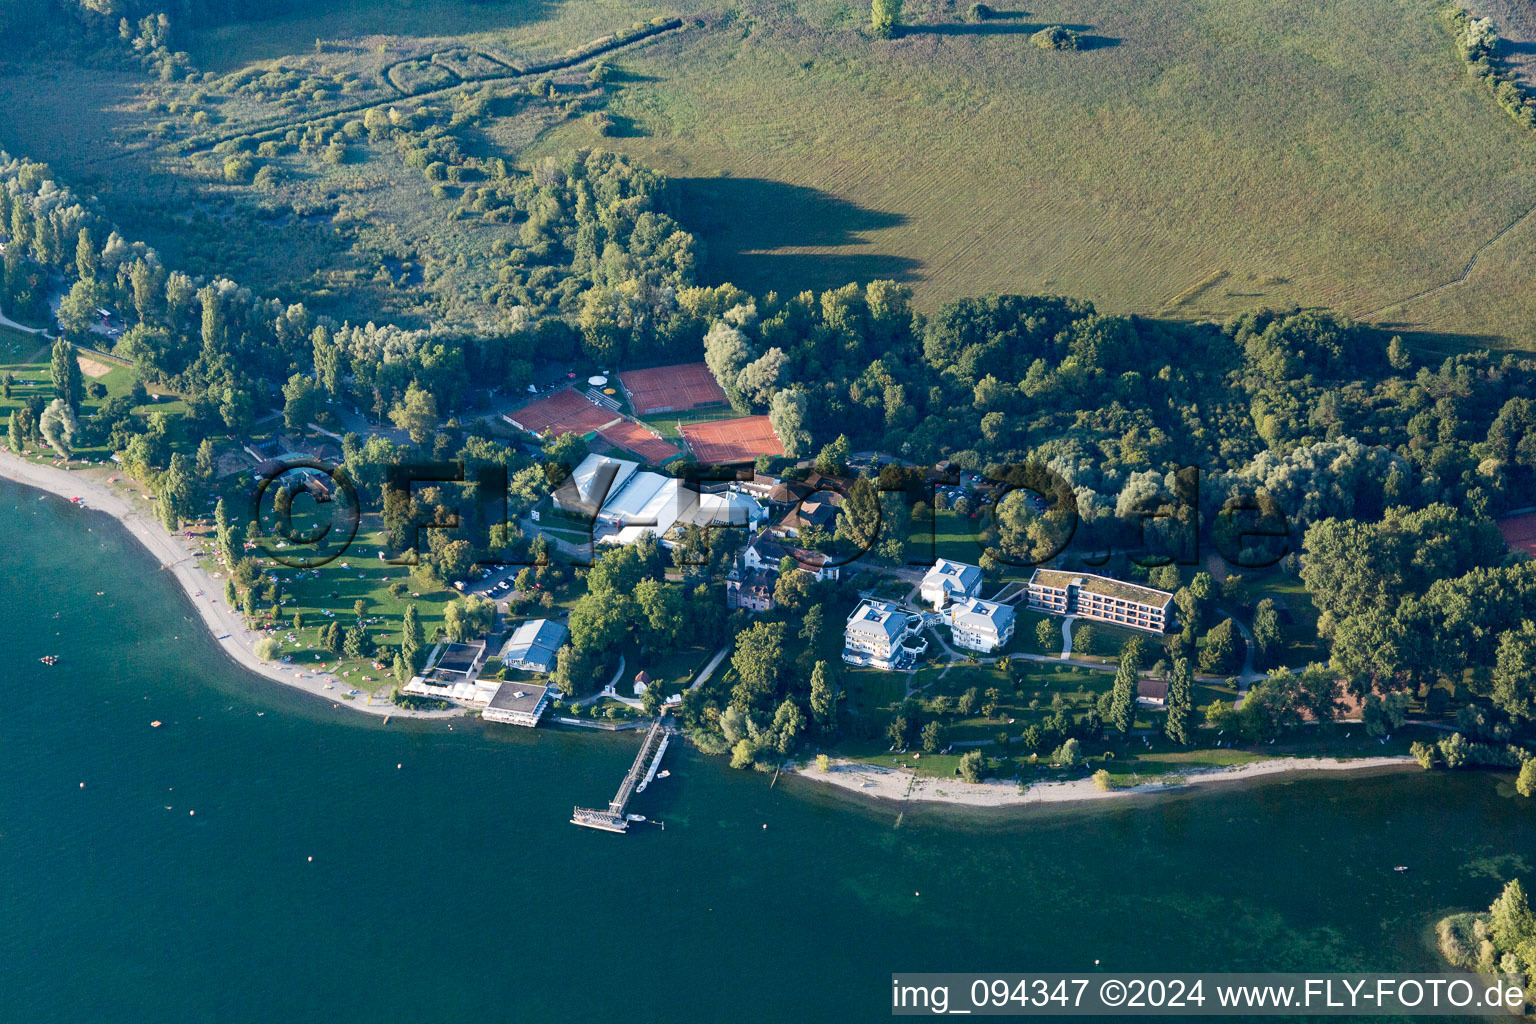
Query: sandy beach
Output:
[[791, 754, 1417, 808], [0, 450, 461, 720]]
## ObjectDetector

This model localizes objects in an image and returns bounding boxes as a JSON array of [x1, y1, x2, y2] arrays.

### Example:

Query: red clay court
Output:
[[681, 415, 784, 464], [505, 387, 678, 463], [597, 418, 679, 464], [618, 363, 728, 415], [1498, 513, 1536, 557], [504, 388, 613, 436]]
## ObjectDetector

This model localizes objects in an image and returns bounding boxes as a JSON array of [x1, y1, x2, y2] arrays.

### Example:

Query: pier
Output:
[[572, 716, 671, 833]]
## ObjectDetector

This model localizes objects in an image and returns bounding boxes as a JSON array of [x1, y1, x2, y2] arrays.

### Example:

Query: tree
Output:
[[1518, 759, 1536, 798], [282, 372, 317, 432], [1250, 598, 1282, 668], [768, 389, 812, 457], [871, 0, 902, 37], [1050, 737, 1082, 767], [1362, 690, 1411, 738], [958, 749, 984, 782], [343, 620, 372, 659], [158, 452, 193, 530], [735, 347, 788, 408], [1109, 637, 1143, 734], [835, 475, 883, 555], [815, 434, 850, 476], [50, 338, 83, 412], [732, 621, 786, 713], [444, 594, 494, 642], [195, 437, 216, 482], [809, 660, 838, 732], [1165, 657, 1193, 744], [1072, 622, 1096, 656], [38, 399, 76, 459], [921, 719, 946, 753], [1035, 618, 1057, 651], [7, 411, 23, 452], [389, 382, 438, 446], [1492, 620, 1536, 722], [1199, 618, 1241, 674], [887, 714, 911, 749], [401, 603, 424, 670]]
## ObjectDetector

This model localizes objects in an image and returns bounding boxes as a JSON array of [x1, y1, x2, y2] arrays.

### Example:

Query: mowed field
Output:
[[6, 0, 1536, 345]]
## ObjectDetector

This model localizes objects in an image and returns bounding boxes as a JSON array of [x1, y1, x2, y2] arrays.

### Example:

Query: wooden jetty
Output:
[[572, 716, 671, 833]]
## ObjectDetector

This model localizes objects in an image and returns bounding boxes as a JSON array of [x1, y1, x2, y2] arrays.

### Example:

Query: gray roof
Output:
[[486, 680, 550, 715], [925, 559, 983, 593], [950, 597, 1015, 635], [846, 600, 913, 643], [499, 619, 569, 673]]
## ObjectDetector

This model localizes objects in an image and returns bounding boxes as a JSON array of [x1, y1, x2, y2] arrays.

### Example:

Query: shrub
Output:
[[1518, 758, 1536, 798], [222, 157, 255, 183], [967, 3, 992, 21], [253, 637, 281, 660], [1031, 25, 1080, 50], [1093, 768, 1112, 790]]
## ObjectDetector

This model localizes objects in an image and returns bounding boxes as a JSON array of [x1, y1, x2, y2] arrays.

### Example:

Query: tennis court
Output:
[[618, 363, 727, 415], [680, 415, 784, 464], [505, 387, 679, 463], [503, 388, 614, 436], [1498, 513, 1536, 556]]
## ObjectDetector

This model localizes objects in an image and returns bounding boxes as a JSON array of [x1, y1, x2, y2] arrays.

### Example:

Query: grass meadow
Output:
[[8, 0, 1536, 343]]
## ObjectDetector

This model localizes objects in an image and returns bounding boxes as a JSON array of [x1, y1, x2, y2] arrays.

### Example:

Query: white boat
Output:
[[626, 814, 647, 823], [656, 770, 671, 779]]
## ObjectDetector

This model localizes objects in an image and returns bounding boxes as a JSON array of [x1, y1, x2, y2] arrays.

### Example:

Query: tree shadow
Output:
[[670, 177, 922, 292]]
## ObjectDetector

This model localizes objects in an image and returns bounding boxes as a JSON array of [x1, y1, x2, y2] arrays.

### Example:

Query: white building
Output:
[[499, 618, 569, 675], [553, 453, 768, 547], [402, 638, 497, 705], [481, 681, 551, 727], [920, 558, 983, 608], [741, 530, 839, 582], [843, 599, 925, 670], [945, 596, 1016, 653]]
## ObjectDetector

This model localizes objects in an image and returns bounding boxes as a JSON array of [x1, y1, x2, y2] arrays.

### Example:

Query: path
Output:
[[179, 19, 686, 155], [688, 644, 730, 691], [1359, 198, 1536, 321], [0, 301, 50, 337], [1059, 615, 1075, 660]]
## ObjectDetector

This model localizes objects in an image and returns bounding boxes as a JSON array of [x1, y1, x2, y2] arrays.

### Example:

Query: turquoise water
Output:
[[2, 477, 1534, 1024]]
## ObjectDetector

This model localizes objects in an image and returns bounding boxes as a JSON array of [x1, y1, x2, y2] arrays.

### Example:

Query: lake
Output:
[[2, 477, 1532, 1024]]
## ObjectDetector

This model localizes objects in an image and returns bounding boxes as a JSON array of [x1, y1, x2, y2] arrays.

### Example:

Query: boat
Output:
[[626, 814, 647, 823], [656, 770, 671, 779], [38, 655, 59, 666], [1394, 865, 1410, 873]]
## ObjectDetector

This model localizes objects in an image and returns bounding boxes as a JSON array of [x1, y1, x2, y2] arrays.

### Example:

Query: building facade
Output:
[[843, 599, 925, 670], [945, 596, 1016, 653], [1026, 569, 1174, 633], [920, 558, 983, 608]]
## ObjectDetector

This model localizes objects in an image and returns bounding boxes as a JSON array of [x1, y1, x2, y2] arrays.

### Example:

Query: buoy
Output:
[[79, 782, 85, 788], [307, 856, 313, 862], [396, 763, 402, 770], [189, 810, 195, 816]]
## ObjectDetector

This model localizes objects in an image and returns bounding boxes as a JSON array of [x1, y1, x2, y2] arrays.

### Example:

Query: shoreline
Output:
[[0, 451, 1423, 809], [0, 451, 462, 720], [789, 754, 1418, 808]]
